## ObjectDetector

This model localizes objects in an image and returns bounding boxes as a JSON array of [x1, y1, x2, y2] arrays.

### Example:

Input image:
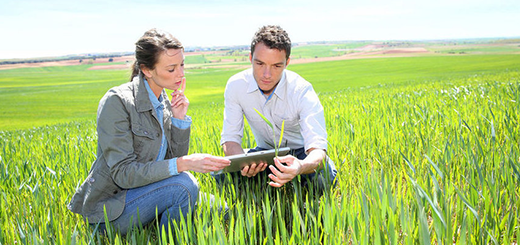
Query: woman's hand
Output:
[[267, 155, 302, 187], [170, 77, 189, 120], [177, 154, 231, 173]]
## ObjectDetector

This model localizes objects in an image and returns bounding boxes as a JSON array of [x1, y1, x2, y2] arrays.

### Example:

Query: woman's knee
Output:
[[177, 172, 199, 206]]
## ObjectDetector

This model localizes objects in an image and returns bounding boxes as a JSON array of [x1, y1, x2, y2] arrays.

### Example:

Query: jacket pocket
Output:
[[83, 169, 124, 222], [131, 123, 157, 155]]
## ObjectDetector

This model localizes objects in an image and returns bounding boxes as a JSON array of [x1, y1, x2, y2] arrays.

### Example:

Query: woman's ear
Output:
[[140, 64, 152, 78]]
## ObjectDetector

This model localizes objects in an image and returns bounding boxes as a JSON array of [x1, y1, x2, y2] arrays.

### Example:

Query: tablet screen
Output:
[[214, 147, 291, 174]]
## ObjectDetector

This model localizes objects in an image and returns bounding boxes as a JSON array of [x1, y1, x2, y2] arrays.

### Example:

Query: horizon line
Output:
[[2, 35, 519, 61]]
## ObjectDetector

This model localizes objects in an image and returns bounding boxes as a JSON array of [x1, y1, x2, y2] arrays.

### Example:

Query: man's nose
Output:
[[263, 67, 271, 78]]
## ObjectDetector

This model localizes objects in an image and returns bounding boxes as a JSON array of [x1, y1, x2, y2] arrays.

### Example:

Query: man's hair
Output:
[[251, 25, 291, 60]]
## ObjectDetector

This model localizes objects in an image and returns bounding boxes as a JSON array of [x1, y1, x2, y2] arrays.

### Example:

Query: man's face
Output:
[[250, 42, 290, 96]]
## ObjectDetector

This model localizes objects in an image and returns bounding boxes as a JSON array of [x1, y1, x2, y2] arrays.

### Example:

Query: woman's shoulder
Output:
[[98, 81, 136, 109]]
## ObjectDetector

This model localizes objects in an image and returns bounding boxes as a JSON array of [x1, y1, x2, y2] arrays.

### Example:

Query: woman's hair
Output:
[[251, 25, 291, 60], [130, 28, 183, 80]]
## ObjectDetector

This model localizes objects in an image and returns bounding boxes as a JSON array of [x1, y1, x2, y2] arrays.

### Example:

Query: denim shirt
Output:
[[143, 79, 191, 175]]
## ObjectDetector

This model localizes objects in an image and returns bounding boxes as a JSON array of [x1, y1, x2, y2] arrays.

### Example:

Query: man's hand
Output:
[[241, 162, 268, 177], [267, 155, 302, 187]]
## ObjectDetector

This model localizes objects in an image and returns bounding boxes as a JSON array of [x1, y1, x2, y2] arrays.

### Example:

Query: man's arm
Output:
[[222, 141, 245, 156], [299, 148, 326, 174]]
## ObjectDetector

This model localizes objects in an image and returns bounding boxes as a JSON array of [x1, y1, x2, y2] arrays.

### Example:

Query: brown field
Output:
[[1, 43, 501, 71], [0, 55, 135, 70]]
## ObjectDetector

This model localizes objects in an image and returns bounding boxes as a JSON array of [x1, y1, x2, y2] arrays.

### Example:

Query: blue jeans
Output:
[[94, 172, 199, 236]]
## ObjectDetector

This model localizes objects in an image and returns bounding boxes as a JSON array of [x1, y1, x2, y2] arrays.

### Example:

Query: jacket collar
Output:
[[133, 73, 154, 113], [133, 73, 171, 117]]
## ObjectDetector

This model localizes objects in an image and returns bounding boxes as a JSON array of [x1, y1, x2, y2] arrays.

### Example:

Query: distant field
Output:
[[1, 53, 520, 131]]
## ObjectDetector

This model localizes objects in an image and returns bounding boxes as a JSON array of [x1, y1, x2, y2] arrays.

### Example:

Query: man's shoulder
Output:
[[226, 69, 253, 94], [284, 70, 312, 89], [228, 68, 252, 83]]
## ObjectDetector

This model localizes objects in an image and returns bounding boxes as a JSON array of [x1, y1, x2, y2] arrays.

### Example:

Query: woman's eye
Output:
[[168, 69, 175, 72]]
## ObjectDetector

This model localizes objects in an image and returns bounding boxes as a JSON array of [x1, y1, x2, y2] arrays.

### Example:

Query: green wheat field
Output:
[[1, 42, 519, 244]]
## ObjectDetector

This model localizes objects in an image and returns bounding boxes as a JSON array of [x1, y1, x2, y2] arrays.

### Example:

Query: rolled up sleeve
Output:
[[298, 86, 328, 152]]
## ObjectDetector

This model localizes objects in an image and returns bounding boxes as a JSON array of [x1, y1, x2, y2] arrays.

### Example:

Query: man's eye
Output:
[[168, 69, 175, 72]]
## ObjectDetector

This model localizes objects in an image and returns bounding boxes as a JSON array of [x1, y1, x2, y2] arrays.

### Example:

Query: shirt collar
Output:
[[143, 78, 164, 110]]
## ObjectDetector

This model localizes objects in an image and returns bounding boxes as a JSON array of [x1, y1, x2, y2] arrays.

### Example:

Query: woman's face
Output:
[[142, 48, 185, 97]]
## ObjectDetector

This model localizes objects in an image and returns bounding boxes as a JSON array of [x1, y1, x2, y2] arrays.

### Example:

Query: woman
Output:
[[68, 28, 230, 235]]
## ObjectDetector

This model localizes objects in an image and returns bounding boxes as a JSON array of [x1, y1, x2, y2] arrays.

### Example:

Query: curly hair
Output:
[[251, 25, 291, 60], [130, 28, 183, 80]]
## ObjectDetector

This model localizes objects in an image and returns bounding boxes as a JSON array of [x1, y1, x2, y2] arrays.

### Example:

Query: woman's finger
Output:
[[181, 77, 186, 92]]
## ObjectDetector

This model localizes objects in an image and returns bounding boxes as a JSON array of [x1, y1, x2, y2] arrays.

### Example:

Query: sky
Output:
[[0, 0, 519, 59]]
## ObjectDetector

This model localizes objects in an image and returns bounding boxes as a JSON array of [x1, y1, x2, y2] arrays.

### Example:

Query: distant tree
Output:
[[108, 58, 113, 62]]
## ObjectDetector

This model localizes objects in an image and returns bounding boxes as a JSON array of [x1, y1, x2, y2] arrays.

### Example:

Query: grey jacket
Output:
[[68, 74, 190, 223]]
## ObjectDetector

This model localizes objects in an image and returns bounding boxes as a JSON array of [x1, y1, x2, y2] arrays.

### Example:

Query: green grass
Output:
[[428, 44, 520, 54], [185, 54, 209, 64], [0, 66, 128, 131], [290, 54, 520, 93], [291, 43, 370, 58], [2, 54, 520, 131], [0, 52, 519, 244]]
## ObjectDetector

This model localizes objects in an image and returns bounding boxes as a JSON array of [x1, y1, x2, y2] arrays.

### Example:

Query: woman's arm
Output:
[[98, 90, 171, 189]]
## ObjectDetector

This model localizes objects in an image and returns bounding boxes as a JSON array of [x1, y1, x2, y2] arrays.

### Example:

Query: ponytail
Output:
[[130, 61, 140, 81]]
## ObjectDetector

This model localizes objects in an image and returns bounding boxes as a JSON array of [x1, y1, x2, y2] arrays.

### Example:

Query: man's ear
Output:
[[249, 53, 252, 63], [286, 57, 290, 67]]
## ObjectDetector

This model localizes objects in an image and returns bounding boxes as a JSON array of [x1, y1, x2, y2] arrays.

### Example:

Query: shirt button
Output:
[[89, 178, 95, 183], [144, 131, 148, 135]]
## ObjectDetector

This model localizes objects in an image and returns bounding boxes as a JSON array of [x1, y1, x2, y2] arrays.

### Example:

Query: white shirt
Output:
[[221, 68, 328, 152]]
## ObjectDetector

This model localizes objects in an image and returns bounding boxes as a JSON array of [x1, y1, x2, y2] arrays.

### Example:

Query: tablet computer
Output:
[[213, 147, 291, 174]]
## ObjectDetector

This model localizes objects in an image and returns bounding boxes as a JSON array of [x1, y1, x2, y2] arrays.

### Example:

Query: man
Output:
[[219, 25, 337, 190]]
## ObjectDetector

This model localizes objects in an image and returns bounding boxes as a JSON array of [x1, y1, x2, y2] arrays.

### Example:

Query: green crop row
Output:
[[1, 68, 518, 244]]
